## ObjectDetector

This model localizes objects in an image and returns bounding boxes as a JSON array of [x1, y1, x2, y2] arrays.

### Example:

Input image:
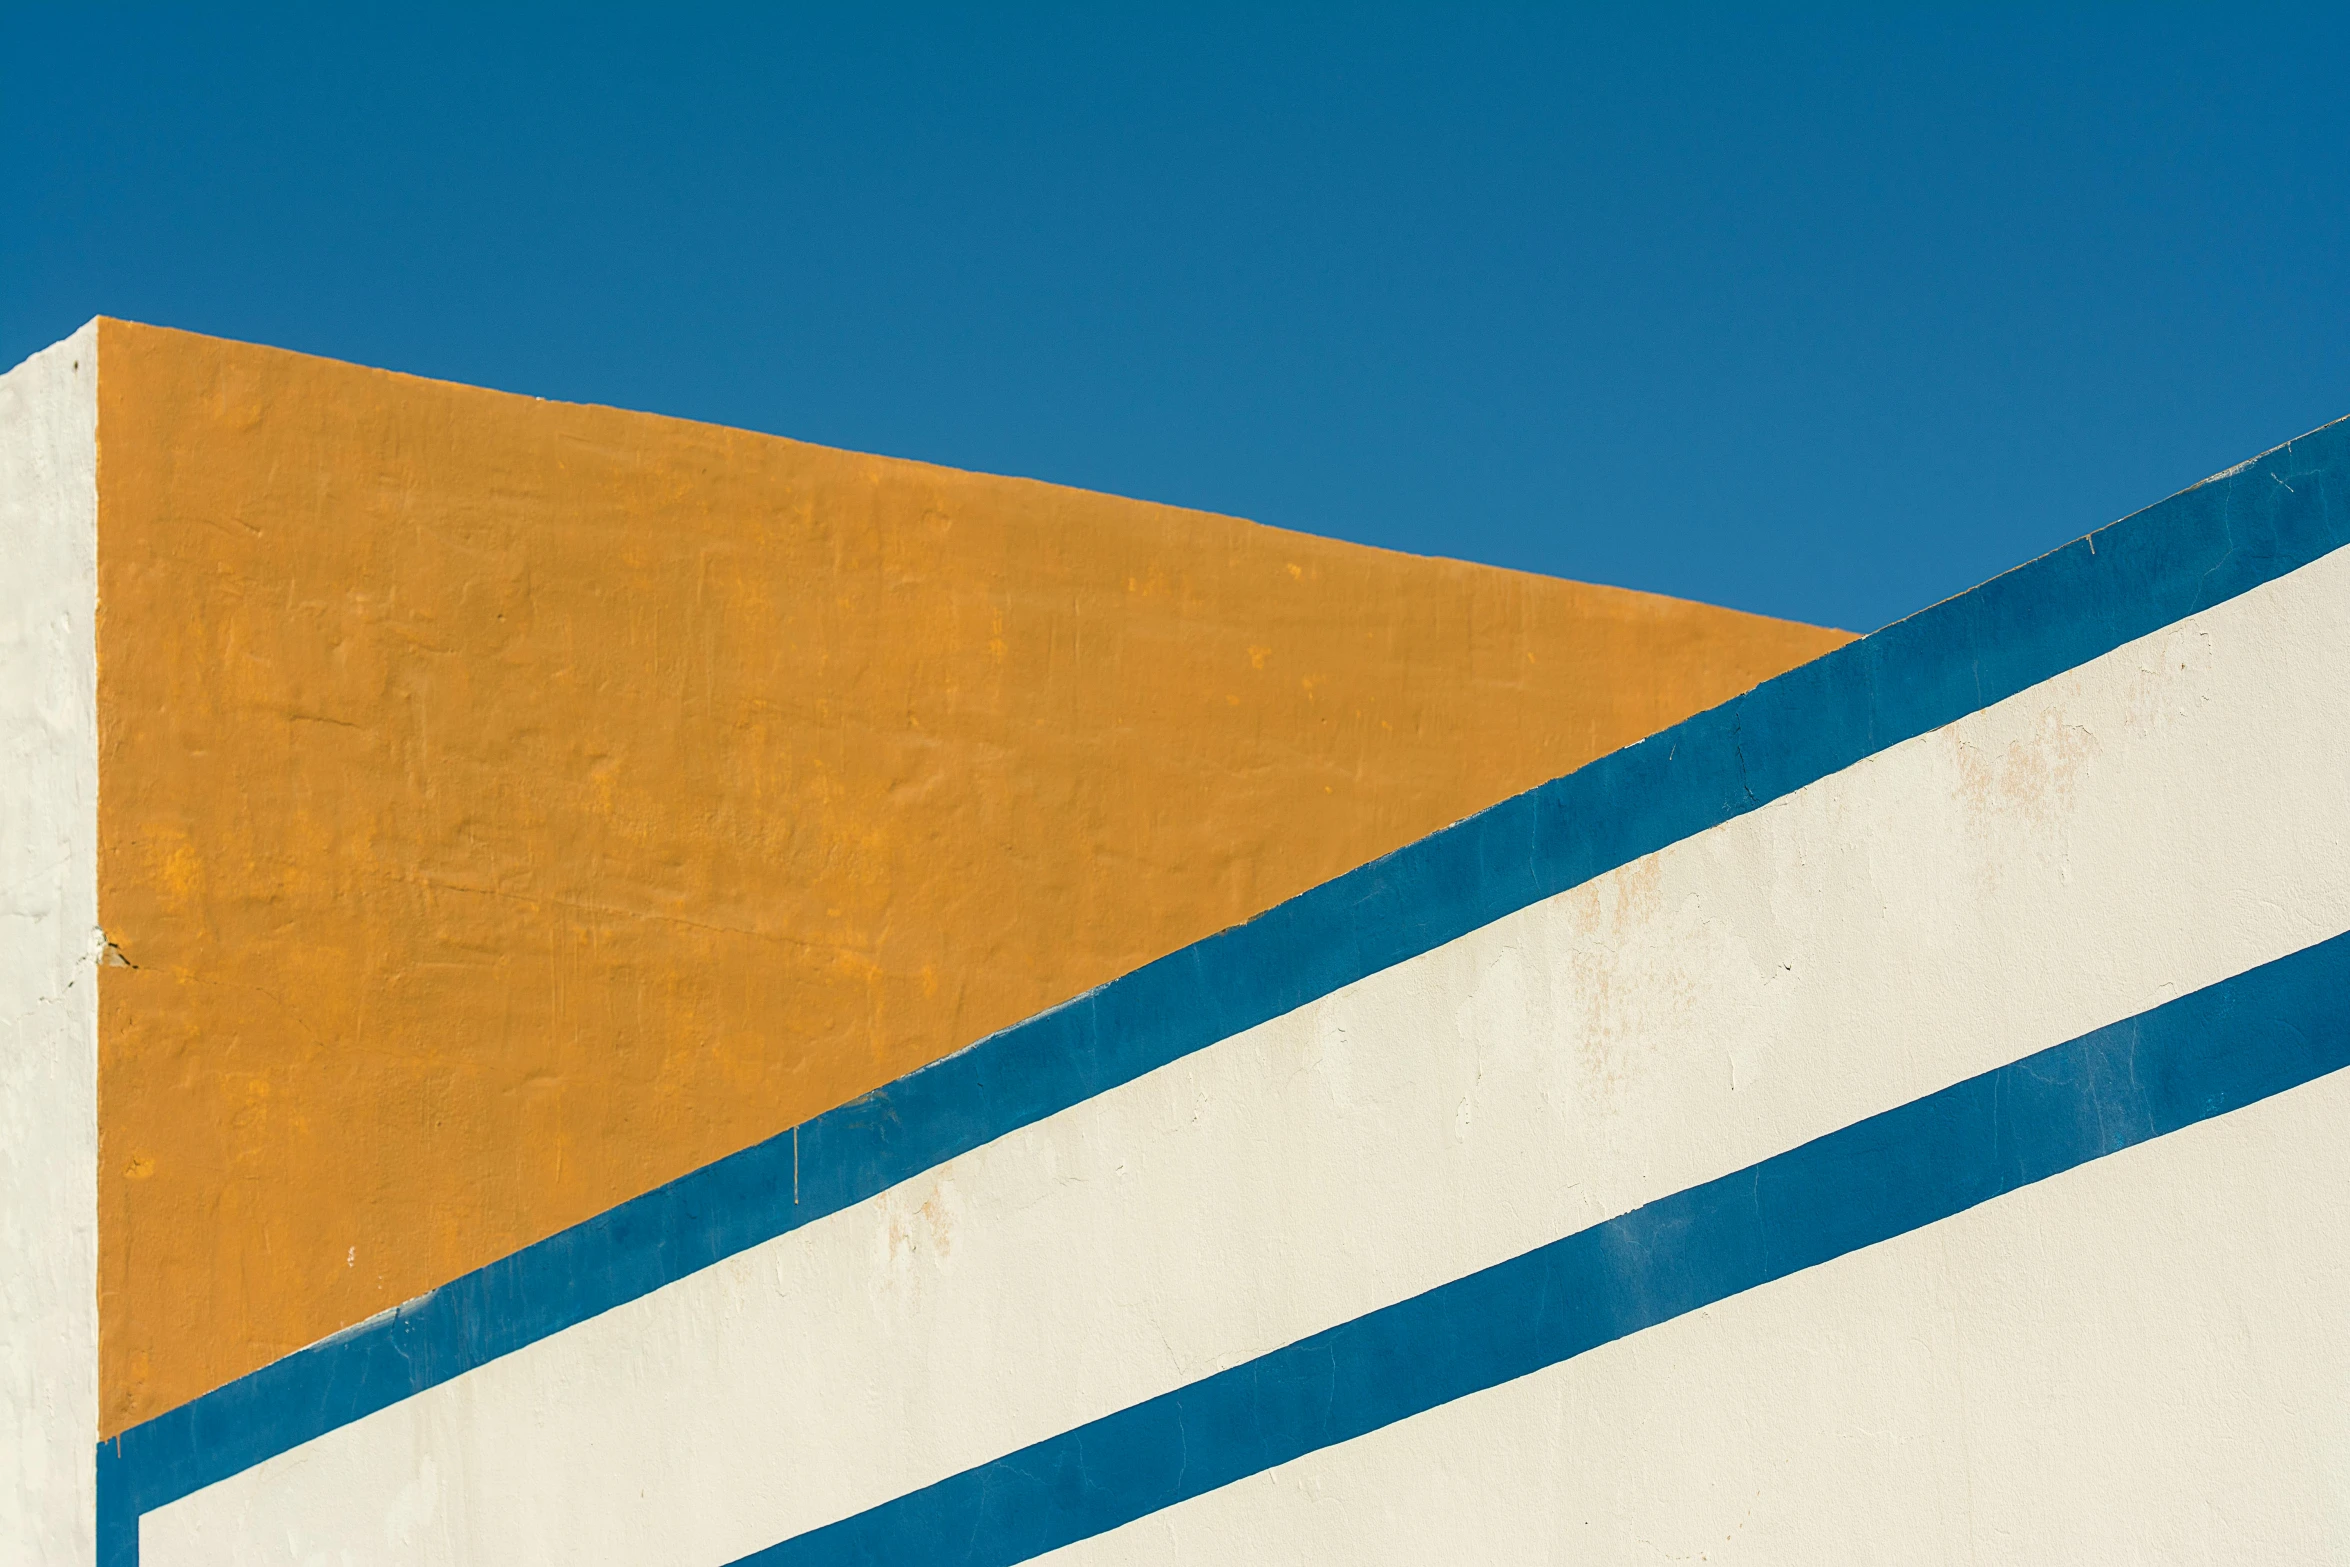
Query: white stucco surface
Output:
[[1043, 1061, 2350, 1565], [145, 538, 2350, 1566], [0, 324, 100, 1567]]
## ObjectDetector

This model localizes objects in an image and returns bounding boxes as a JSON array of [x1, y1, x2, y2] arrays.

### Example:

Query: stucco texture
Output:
[[91, 318, 1849, 1433]]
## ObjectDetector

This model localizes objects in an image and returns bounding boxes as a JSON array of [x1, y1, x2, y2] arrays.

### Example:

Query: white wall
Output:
[[1043, 1062, 2350, 1565], [0, 324, 99, 1567], [142, 530, 2350, 1561]]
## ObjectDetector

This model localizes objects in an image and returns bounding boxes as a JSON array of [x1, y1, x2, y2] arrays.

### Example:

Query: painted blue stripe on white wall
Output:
[[1037, 1045, 2350, 1562], [103, 415, 2350, 1565], [741, 928, 2350, 1566]]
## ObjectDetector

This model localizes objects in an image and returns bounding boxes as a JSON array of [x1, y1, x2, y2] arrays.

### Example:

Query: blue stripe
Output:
[[743, 927, 2350, 1567], [96, 419, 2350, 1564]]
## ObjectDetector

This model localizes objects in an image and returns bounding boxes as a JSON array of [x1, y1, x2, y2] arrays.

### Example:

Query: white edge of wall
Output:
[[0, 322, 101, 1567]]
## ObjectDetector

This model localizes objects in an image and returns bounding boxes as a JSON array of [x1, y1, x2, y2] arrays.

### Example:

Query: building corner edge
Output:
[[0, 321, 102, 1567]]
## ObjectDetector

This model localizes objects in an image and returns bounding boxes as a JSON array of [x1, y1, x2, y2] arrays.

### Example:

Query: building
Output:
[[5, 319, 2345, 1564]]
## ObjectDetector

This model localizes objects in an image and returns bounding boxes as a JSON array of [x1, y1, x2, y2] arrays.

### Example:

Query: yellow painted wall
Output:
[[92, 319, 1851, 1434]]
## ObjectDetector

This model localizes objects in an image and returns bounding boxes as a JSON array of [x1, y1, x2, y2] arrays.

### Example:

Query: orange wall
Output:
[[92, 319, 1850, 1433]]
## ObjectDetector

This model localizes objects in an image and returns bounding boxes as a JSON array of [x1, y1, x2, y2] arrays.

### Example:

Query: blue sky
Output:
[[6, 6, 2345, 631]]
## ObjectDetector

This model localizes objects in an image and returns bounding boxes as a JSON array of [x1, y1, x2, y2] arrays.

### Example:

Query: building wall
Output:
[[108, 408, 2350, 1565], [1043, 1071, 2350, 1564], [86, 319, 1850, 1434], [0, 325, 99, 1567]]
